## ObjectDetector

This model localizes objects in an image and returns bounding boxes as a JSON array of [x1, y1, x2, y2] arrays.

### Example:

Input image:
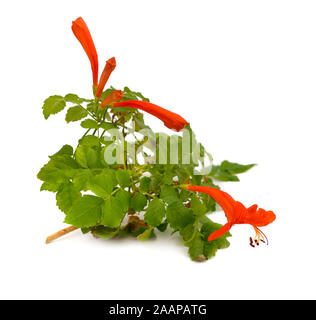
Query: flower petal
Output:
[[208, 222, 232, 241], [72, 17, 99, 86], [112, 100, 189, 132]]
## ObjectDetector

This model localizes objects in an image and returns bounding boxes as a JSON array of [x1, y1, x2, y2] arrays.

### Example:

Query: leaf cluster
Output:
[[38, 87, 254, 261]]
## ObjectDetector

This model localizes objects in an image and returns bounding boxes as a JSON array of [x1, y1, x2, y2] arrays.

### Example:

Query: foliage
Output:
[[38, 87, 254, 261]]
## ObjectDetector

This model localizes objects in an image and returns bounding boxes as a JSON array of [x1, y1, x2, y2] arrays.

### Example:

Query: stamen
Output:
[[256, 227, 269, 245], [249, 237, 255, 248]]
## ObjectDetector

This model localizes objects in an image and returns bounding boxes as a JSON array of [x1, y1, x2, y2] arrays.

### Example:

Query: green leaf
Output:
[[72, 169, 93, 191], [209, 165, 239, 182], [64, 195, 104, 227], [80, 119, 98, 129], [144, 199, 166, 227], [64, 93, 85, 104], [40, 181, 60, 192], [115, 190, 130, 212], [123, 87, 150, 102], [209, 161, 256, 182], [190, 193, 207, 217], [220, 160, 256, 174], [42, 95, 66, 119], [156, 220, 168, 232], [115, 169, 131, 188], [79, 135, 100, 147], [65, 105, 88, 123], [88, 169, 116, 197], [99, 122, 117, 131], [166, 200, 194, 230], [180, 223, 195, 242], [188, 233, 207, 262], [130, 192, 147, 211], [81, 227, 92, 234], [56, 182, 81, 213], [137, 227, 156, 241], [37, 155, 78, 184], [139, 177, 151, 192], [160, 185, 179, 205], [101, 194, 127, 228], [203, 241, 219, 259], [91, 226, 119, 240], [75, 145, 99, 168], [49, 145, 73, 159]]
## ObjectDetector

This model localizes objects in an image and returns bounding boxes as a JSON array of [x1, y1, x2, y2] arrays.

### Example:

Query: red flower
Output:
[[96, 57, 117, 98], [112, 100, 189, 132], [100, 90, 124, 108], [185, 185, 276, 246], [71, 17, 99, 88]]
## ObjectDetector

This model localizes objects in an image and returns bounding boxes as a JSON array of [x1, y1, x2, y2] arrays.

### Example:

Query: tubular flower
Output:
[[96, 57, 117, 98], [100, 90, 124, 108], [185, 185, 276, 247], [71, 17, 99, 88], [112, 100, 189, 132]]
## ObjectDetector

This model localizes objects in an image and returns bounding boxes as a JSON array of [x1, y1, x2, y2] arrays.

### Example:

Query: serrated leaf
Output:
[[88, 169, 116, 197], [99, 122, 117, 131], [137, 227, 156, 241], [190, 193, 207, 216], [123, 87, 150, 102], [81, 227, 92, 234], [64, 195, 103, 227], [65, 105, 88, 123], [220, 161, 256, 174], [115, 190, 130, 212], [160, 185, 179, 205], [130, 192, 147, 211], [49, 145, 73, 160], [80, 119, 99, 129], [56, 182, 81, 213], [37, 155, 78, 184], [188, 233, 207, 262], [101, 194, 127, 228], [40, 181, 60, 192], [42, 95, 66, 119], [139, 177, 151, 192], [92, 226, 119, 240], [209, 165, 239, 182], [75, 145, 99, 168], [166, 200, 194, 230], [115, 169, 131, 188], [157, 220, 168, 232], [64, 93, 85, 104], [79, 135, 100, 147], [180, 223, 195, 242], [144, 199, 166, 227], [203, 241, 219, 259], [72, 169, 93, 191]]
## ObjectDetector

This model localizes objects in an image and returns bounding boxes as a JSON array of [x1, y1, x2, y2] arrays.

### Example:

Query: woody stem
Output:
[[45, 226, 79, 244]]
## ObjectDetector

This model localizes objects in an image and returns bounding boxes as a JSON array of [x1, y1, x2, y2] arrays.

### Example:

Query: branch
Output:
[[45, 226, 79, 244]]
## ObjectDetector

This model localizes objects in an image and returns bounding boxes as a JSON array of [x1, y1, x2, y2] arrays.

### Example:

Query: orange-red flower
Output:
[[100, 90, 124, 108], [96, 57, 117, 98], [185, 185, 276, 246], [71, 17, 99, 88], [112, 100, 189, 132]]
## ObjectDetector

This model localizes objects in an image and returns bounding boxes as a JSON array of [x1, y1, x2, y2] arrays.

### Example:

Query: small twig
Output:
[[45, 226, 79, 244]]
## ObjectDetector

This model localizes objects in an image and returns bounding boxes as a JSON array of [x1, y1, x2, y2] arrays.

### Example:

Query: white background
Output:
[[0, 0, 315, 299]]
